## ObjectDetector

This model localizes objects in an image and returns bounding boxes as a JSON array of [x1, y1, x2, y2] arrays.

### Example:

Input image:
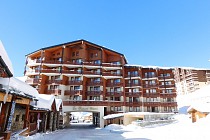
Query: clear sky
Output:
[[1, 0, 210, 77]]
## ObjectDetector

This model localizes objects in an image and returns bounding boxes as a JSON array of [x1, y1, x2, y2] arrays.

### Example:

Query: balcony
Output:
[[103, 72, 121, 77], [67, 80, 82, 85], [62, 70, 82, 74], [143, 84, 158, 88], [47, 89, 61, 95], [83, 71, 101, 75], [143, 93, 159, 98], [25, 69, 40, 75], [125, 92, 141, 97], [63, 60, 82, 65], [46, 79, 62, 84], [142, 75, 157, 79], [125, 102, 142, 106], [160, 93, 177, 98], [160, 102, 177, 107], [25, 78, 40, 85], [106, 91, 123, 97], [102, 63, 121, 67], [158, 76, 174, 80], [63, 100, 124, 106], [41, 69, 60, 73], [64, 90, 82, 95], [106, 82, 123, 87], [86, 91, 103, 95], [159, 84, 175, 89], [83, 62, 101, 66], [125, 83, 141, 87], [87, 81, 103, 86], [125, 74, 140, 78], [143, 102, 160, 106], [43, 59, 62, 64]]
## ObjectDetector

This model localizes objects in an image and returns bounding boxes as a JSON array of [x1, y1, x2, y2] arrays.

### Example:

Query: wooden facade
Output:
[[25, 40, 178, 118]]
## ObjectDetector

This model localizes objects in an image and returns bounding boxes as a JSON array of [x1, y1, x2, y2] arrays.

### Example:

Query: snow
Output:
[[0, 40, 14, 75], [16, 76, 27, 82], [31, 94, 55, 111], [187, 102, 210, 113], [103, 113, 124, 120], [0, 77, 39, 98], [55, 99, 62, 111]]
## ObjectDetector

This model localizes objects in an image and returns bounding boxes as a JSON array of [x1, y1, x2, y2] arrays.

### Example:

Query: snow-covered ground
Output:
[[13, 90, 210, 140]]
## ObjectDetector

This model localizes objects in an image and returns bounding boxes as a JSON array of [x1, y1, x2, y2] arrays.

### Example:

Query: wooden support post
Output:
[[24, 105, 30, 128]]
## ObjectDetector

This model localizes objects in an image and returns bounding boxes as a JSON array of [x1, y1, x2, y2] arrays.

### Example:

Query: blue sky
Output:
[[1, 1, 210, 77]]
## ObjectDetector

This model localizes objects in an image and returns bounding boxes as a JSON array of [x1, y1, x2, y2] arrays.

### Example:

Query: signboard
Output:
[[0, 92, 12, 102], [72, 106, 98, 111]]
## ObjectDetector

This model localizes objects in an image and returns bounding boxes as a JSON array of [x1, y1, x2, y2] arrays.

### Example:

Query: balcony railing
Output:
[[142, 75, 157, 79], [159, 84, 175, 88], [143, 84, 158, 88], [158, 76, 174, 80], [160, 102, 177, 107], [41, 69, 60, 73], [106, 91, 123, 96], [106, 82, 123, 87], [62, 70, 82, 74], [125, 102, 142, 106], [67, 80, 82, 85], [64, 90, 82, 95], [25, 78, 39, 84], [103, 72, 121, 76], [47, 89, 61, 95], [125, 92, 141, 97], [63, 100, 124, 106], [102, 63, 121, 67], [63, 60, 82, 65], [86, 91, 103, 95], [43, 59, 62, 64], [143, 93, 159, 98], [83, 71, 101, 75], [125, 83, 141, 87], [25, 69, 40, 74], [83, 62, 101, 66], [46, 79, 62, 84], [125, 74, 140, 77], [87, 81, 103, 86], [160, 93, 177, 98]]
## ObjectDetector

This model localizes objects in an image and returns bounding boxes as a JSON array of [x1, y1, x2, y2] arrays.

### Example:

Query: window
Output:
[[72, 52, 75, 57], [114, 79, 120, 83], [90, 53, 94, 58], [94, 86, 100, 91], [76, 51, 79, 56], [94, 60, 101, 64], [74, 86, 81, 90], [15, 115, 20, 122], [22, 114, 25, 121]]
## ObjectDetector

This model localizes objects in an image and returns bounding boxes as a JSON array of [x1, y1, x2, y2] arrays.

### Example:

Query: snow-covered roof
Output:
[[103, 113, 124, 120], [16, 76, 27, 82], [0, 77, 39, 99], [188, 84, 210, 102], [187, 102, 210, 113], [55, 98, 62, 111], [32, 94, 55, 111], [0, 41, 14, 76]]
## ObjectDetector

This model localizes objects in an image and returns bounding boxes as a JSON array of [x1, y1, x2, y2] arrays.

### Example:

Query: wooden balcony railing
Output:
[[143, 93, 160, 98], [158, 76, 174, 80], [125, 102, 143, 106], [87, 81, 103, 86], [64, 90, 82, 95], [83, 62, 101, 66], [41, 69, 60, 73], [125, 92, 141, 97], [160, 93, 177, 98], [125, 74, 140, 77], [43, 59, 62, 64], [62, 70, 82, 74], [63, 100, 124, 106], [106, 82, 123, 87], [103, 72, 121, 76], [160, 102, 177, 107], [125, 83, 141, 87], [142, 75, 157, 79], [159, 84, 175, 88], [106, 91, 123, 96], [46, 79, 62, 84], [47, 89, 61, 95], [102, 63, 121, 67], [86, 91, 103, 95], [143, 84, 158, 88], [83, 71, 101, 75], [63, 60, 82, 65], [67, 80, 82, 85], [25, 78, 39, 84]]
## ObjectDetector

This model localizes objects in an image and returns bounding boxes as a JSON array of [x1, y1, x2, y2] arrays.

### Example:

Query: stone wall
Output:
[[11, 105, 25, 131]]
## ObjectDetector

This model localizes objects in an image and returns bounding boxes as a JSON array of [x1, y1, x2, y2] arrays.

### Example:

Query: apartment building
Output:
[[24, 40, 177, 127], [174, 67, 210, 95]]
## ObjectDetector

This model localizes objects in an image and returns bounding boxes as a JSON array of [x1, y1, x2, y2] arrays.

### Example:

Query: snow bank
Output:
[[31, 94, 55, 110]]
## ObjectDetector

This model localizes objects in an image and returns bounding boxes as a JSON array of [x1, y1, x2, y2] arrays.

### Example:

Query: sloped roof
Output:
[[0, 41, 13, 77], [25, 39, 128, 63], [187, 102, 210, 113], [0, 77, 39, 99], [32, 94, 55, 111], [55, 98, 63, 111]]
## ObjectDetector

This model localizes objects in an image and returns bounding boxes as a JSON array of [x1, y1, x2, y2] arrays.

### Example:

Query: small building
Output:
[[187, 102, 210, 123]]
